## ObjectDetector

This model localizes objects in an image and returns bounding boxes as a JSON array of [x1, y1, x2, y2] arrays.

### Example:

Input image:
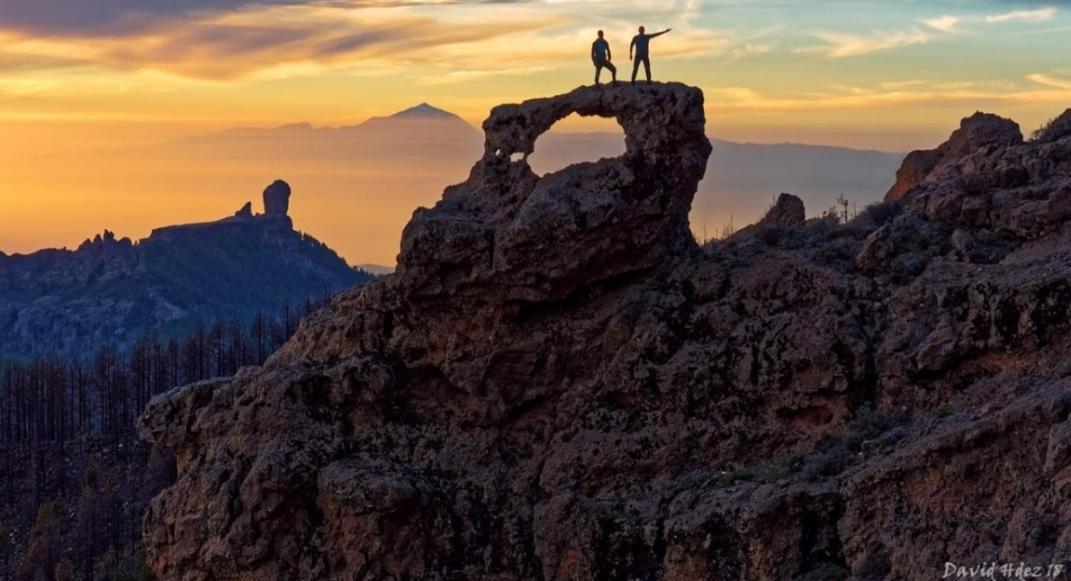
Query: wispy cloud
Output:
[[986, 7, 1058, 24], [802, 8, 983, 60], [921, 15, 960, 33], [1028, 73, 1071, 89], [0, 0, 754, 82], [703, 77, 1071, 115], [0, 0, 468, 36], [802, 27, 932, 58], [0, 5, 564, 81], [802, 5, 1062, 60]]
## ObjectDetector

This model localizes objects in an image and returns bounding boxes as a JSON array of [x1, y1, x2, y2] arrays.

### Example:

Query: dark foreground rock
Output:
[[141, 85, 1071, 580]]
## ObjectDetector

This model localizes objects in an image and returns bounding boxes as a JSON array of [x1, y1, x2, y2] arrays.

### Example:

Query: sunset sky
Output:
[[2, 0, 1071, 263]]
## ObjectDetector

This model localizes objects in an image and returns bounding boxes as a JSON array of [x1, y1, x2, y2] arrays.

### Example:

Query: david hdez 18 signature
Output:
[[944, 562, 1067, 579]]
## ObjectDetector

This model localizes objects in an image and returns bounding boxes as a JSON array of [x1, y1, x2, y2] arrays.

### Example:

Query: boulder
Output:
[[757, 193, 806, 227]]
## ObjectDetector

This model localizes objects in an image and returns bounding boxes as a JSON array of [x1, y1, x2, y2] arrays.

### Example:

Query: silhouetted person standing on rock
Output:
[[630, 26, 671, 83], [592, 30, 617, 85]]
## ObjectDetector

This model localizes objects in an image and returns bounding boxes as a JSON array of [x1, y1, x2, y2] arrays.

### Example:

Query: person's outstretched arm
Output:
[[629, 37, 635, 60], [650, 28, 672, 38]]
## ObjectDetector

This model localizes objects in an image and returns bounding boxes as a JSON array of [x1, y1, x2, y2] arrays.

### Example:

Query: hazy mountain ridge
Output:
[[0, 185, 370, 360], [169, 102, 479, 148], [530, 132, 904, 225], [167, 105, 905, 239], [708, 137, 904, 192]]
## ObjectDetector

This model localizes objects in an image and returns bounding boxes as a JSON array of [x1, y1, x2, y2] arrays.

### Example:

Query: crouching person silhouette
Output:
[[592, 30, 617, 85], [630, 26, 671, 83]]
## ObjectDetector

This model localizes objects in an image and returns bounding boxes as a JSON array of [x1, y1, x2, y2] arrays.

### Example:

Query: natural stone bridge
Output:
[[399, 82, 712, 303]]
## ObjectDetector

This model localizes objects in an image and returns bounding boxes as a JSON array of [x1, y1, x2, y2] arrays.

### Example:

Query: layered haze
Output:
[[1, 104, 903, 264]]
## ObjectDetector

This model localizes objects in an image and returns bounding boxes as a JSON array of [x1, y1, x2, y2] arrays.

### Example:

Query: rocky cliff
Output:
[[141, 85, 1071, 580], [884, 112, 1024, 202], [0, 183, 369, 359]]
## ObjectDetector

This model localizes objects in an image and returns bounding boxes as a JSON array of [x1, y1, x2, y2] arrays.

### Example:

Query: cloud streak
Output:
[[0, 0, 744, 81], [1028, 73, 1071, 89], [921, 15, 960, 33], [0, 4, 565, 80], [802, 27, 933, 58], [705, 77, 1071, 116], [986, 7, 1058, 23], [0, 0, 468, 36]]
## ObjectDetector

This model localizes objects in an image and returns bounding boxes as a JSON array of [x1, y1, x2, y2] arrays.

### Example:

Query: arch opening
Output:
[[526, 113, 626, 177]]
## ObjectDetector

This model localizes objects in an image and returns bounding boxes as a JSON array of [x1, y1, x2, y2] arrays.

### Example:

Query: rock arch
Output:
[[481, 83, 709, 171], [399, 83, 713, 302]]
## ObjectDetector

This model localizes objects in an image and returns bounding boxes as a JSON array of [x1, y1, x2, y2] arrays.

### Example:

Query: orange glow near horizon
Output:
[[2, 1, 1071, 263]]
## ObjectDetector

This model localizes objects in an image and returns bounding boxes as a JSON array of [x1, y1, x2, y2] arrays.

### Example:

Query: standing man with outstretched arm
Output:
[[592, 30, 617, 86], [630, 26, 671, 83]]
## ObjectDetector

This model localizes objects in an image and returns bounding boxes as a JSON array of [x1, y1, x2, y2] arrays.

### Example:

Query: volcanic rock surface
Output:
[[884, 112, 1024, 202], [141, 84, 1071, 580]]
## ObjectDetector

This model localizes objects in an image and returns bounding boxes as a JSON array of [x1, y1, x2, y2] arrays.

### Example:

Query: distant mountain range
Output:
[[0, 182, 370, 360], [166, 103, 481, 162], [527, 132, 904, 233], [164, 102, 904, 241]]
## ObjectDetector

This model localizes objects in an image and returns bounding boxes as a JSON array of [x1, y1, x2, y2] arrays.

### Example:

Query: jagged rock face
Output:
[[885, 112, 1023, 201], [398, 84, 711, 303], [263, 179, 291, 217], [142, 89, 1071, 581]]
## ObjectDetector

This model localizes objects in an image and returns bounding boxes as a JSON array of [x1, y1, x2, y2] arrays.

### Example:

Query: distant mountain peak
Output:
[[351, 102, 477, 134], [390, 103, 458, 120]]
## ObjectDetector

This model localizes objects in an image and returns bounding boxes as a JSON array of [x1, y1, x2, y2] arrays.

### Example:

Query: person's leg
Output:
[[606, 61, 617, 83], [631, 58, 641, 83], [595, 62, 602, 85], [643, 56, 651, 82]]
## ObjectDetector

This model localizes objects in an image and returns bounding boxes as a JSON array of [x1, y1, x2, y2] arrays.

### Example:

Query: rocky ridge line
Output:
[[141, 85, 1071, 580]]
